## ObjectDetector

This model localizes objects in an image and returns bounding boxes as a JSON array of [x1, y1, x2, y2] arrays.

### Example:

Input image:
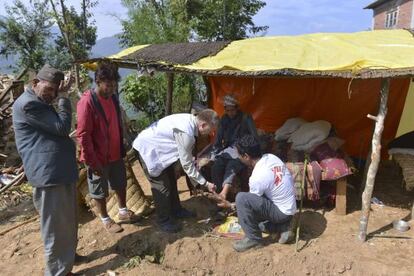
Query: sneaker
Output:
[[118, 210, 141, 224], [103, 219, 123, 233], [278, 230, 294, 244], [233, 237, 262, 252], [159, 219, 182, 233], [173, 208, 196, 219]]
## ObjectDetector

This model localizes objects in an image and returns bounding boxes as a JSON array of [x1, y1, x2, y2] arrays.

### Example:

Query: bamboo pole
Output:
[[295, 157, 308, 252], [0, 172, 25, 194], [165, 73, 174, 115], [411, 202, 414, 221], [202, 76, 212, 106], [358, 78, 390, 242]]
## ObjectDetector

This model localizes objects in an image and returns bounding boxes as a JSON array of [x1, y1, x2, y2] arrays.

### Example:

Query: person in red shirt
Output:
[[77, 63, 139, 233]]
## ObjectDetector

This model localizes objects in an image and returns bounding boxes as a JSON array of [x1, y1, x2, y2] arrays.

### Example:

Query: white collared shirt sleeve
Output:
[[173, 129, 207, 186]]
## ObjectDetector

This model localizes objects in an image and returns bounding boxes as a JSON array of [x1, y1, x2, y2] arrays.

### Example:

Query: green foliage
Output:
[[0, 0, 98, 71], [189, 0, 268, 41], [130, 115, 152, 132], [121, 73, 194, 122], [122, 73, 166, 121], [120, 0, 267, 46], [0, 0, 54, 70], [53, 5, 97, 69], [48, 0, 98, 69], [43, 44, 73, 70], [120, 0, 191, 46], [119, 0, 268, 122]]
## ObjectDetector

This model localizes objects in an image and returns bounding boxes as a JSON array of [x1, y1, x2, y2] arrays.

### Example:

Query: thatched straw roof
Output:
[[123, 41, 230, 65]]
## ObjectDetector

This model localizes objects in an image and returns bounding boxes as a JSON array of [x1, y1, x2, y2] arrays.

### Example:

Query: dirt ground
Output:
[[1, 160, 414, 276]]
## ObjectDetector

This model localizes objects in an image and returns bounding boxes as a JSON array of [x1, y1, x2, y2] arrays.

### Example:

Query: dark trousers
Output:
[[211, 155, 244, 191], [138, 154, 181, 223], [33, 184, 78, 276], [236, 192, 292, 241]]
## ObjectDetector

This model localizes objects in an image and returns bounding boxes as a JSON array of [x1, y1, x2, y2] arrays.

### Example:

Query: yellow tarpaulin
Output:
[[179, 30, 414, 72], [83, 30, 414, 74]]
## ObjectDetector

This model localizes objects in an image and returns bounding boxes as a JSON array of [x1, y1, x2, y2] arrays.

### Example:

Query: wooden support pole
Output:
[[335, 178, 347, 215], [411, 201, 414, 221], [0, 172, 25, 195], [358, 78, 390, 242], [295, 157, 308, 252], [202, 76, 212, 106], [165, 73, 174, 115], [359, 149, 371, 197], [0, 68, 27, 104]]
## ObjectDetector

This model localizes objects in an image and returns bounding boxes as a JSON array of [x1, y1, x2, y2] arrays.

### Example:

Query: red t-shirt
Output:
[[98, 95, 121, 161]]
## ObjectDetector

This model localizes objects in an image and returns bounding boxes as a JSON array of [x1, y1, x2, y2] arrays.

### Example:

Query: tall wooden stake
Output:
[[358, 78, 390, 241], [165, 73, 174, 115], [296, 157, 308, 252]]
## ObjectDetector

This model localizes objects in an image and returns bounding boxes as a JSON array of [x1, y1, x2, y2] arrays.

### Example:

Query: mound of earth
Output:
[[0, 161, 413, 275]]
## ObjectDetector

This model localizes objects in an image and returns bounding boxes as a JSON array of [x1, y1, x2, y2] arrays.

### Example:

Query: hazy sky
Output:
[[0, 0, 375, 40]]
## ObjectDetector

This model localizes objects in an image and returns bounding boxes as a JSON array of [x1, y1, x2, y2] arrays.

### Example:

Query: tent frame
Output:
[[81, 51, 406, 243]]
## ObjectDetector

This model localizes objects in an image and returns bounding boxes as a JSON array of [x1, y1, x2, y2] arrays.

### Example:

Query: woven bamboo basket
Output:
[[76, 159, 151, 220], [392, 153, 414, 191]]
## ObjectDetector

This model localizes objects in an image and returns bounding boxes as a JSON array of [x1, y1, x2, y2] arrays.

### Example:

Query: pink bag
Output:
[[310, 142, 340, 161], [320, 158, 352, 180]]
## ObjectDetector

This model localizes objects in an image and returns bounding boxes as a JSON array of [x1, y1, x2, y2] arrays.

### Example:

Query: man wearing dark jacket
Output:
[[212, 94, 259, 200], [13, 64, 79, 276], [77, 62, 139, 234]]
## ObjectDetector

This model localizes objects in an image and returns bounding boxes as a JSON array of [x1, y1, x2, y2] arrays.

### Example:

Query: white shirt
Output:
[[249, 154, 297, 215], [132, 113, 207, 185]]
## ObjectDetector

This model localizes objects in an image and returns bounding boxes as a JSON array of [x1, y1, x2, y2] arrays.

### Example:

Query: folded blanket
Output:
[[274, 118, 307, 141], [290, 120, 331, 151]]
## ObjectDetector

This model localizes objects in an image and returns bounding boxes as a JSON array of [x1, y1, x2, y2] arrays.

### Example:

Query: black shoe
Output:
[[74, 253, 88, 264]]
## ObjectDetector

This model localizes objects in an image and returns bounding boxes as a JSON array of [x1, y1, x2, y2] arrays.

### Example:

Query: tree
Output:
[[120, 0, 196, 127], [53, 5, 97, 69], [48, 0, 98, 90], [0, 0, 54, 70], [120, 0, 190, 47], [121, 72, 195, 123], [188, 0, 268, 41], [119, 0, 267, 128]]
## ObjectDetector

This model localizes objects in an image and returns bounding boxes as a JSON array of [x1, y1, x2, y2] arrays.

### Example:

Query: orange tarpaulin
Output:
[[209, 77, 410, 158]]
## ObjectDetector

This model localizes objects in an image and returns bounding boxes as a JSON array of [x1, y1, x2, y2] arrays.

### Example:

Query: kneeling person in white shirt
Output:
[[219, 134, 297, 252]]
